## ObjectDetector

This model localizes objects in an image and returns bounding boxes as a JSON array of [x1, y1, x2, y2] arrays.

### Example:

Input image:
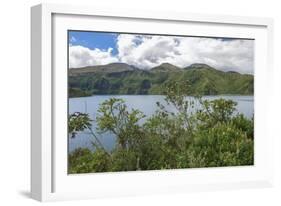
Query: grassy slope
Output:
[[69, 64, 254, 97]]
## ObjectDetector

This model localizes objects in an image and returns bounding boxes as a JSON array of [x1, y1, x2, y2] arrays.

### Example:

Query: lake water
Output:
[[68, 95, 254, 153]]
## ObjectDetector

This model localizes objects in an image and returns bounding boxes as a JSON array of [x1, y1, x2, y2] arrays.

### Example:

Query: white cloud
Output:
[[117, 34, 180, 69], [116, 34, 254, 74], [69, 45, 118, 68], [69, 34, 254, 74]]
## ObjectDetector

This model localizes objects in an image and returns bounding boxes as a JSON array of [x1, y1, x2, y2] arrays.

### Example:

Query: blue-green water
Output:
[[68, 95, 253, 152]]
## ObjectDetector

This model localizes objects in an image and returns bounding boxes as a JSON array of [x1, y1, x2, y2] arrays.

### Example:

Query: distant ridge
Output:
[[69, 62, 254, 97], [70, 62, 246, 75], [70, 62, 138, 76], [185, 63, 214, 70], [150, 63, 182, 72]]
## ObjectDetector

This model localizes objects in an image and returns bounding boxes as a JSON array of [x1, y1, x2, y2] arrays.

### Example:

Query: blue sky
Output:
[[68, 31, 240, 53], [69, 31, 118, 55], [68, 31, 254, 74]]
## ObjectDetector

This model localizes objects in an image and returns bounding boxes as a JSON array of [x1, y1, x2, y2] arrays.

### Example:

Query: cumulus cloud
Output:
[[69, 45, 118, 68], [116, 34, 254, 74], [69, 34, 254, 74]]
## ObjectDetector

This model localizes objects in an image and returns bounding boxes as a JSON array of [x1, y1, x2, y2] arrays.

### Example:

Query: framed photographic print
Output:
[[31, 3, 274, 201]]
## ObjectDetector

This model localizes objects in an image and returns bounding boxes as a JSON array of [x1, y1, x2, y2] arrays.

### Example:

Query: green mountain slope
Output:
[[69, 63, 253, 97], [150, 63, 182, 72], [69, 62, 137, 75]]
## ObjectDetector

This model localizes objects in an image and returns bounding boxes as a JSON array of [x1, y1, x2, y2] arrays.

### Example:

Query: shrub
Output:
[[68, 80, 254, 173]]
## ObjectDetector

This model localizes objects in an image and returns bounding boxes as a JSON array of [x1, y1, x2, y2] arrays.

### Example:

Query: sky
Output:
[[68, 31, 254, 74]]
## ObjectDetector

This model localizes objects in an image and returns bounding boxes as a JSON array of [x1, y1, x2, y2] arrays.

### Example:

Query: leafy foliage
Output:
[[68, 112, 92, 138], [68, 79, 254, 173], [96, 98, 145, 150], [68, 148, 110, 173]]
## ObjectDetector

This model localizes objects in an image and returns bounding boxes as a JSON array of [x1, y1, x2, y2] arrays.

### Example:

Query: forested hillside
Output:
[[69, 63, 254, 97]]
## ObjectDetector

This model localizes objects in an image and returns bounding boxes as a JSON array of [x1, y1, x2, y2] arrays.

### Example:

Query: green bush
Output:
[[68, 148, 110, 173], [68, 79, 254, 173], [187, 122, 253, 167]]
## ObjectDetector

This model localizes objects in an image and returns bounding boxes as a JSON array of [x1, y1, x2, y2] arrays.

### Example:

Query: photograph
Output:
[[67, 30, 254, 174]]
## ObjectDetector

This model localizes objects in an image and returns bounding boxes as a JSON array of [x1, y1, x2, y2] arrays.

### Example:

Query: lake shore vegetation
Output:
[[68, 80, 254, 174]]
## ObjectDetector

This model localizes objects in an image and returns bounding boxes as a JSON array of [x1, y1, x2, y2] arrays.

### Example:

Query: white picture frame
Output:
[[31, 3, 274, 202]]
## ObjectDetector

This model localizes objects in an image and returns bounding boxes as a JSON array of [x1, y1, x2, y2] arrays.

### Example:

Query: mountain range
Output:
[[69, 63, 253, 97]]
